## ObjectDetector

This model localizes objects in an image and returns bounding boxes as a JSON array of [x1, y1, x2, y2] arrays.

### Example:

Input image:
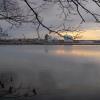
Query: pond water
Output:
[[0, 45, 100, 97]]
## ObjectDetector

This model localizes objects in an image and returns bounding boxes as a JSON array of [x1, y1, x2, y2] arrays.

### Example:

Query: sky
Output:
[[81, 30, 100, 40], [65, 23, 100, 40], [1, 0, 100, 40]]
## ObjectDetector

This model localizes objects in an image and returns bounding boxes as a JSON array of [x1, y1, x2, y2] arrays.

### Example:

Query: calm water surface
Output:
[[0, 45, 100, 96]]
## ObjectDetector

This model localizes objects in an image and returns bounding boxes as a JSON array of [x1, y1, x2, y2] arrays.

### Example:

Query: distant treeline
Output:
[[0, 39, 100, 45]]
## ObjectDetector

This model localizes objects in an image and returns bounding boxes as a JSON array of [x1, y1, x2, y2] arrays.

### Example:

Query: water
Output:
[[0, 45, 100, 97]]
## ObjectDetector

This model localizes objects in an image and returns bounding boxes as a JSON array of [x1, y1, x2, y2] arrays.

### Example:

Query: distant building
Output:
[[44, 34, 53, 42], [44, 34, 58, 42], [45, 34, 49, 41], [63, 35, 73, 42]]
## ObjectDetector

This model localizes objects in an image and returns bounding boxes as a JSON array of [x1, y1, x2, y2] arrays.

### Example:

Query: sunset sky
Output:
[[1, 0, 100, 40], [81, 30, 100, 40], [9, 27, 100, 40], [64, 29, 100, 40]]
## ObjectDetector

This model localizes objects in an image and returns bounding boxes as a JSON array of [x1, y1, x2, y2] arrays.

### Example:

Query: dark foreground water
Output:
[[0, 45, 100, 100]]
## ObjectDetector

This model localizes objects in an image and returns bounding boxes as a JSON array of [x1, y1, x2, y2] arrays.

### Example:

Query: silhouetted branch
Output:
[[1, 0, 100, 39]]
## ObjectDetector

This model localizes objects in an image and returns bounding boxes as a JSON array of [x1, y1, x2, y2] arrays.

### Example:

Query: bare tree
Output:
[[0, 0, 24, 25], [22, 0, 100, 39], [1, 0, 100, 39]]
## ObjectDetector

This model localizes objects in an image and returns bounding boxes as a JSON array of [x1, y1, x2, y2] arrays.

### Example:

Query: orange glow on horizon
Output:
[[60, 29, 100, 40]]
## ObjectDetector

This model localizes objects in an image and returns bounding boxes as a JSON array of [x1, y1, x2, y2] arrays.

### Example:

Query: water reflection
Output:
[[0, 71, 18, 96], [49, 46, 100, 58], [0, 45, 100, 97], [0, 71, 38, 97]]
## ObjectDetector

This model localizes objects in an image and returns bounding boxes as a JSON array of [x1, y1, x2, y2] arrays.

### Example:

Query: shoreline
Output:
[[0, 39, 100, 45], [0, 43, 100, 45]]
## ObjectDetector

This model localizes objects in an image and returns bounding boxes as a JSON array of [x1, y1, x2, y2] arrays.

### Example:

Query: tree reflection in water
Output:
[[0, 71, 18, 96], [0, 71, 38, 97]]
